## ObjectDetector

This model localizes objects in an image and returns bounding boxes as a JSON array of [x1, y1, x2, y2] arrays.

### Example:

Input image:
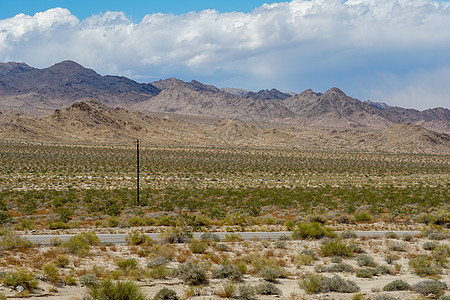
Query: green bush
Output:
[[258, 266, 286, 282], [48, 221, 71, 230], [320, 239, 354, 257], [174, 262, 207, 285], [89, 279, 146, 300], [154, 287, 179, 300], [292, 222, 335, 239], [189, 239, 208, 254], [116, 258, 138, 272], [354, 211, 373, 222], [356, 254, 377, 267], [126, 231, 153, 246], [293, 253, 315, 267], [341, 230, 358, 239], [212, 264, 242, 281], [43, 263, 60, 285], [315, 263, 355, 273], [255, 282, 282, 295], [0, 228, 33, 250], [238, 284, 255, 300], [377, 265, 395, 275], [200, 232, 220, 242], [147, 257, 170, 268], [374, 295, 400, 300], [215, 243, 230, 252], [413, 280, 447, 298], [409, 256, 442, 277], [158, 227, 192, 244], [3, 269, 38, 291], [383, 279, 411, 291], [62, 231, 100, 256], [79, 273, 98, 288], [299, 274, 360, 294], [148, 266, 171, 279], [423, 241, 438, 250], [356, 267, 378, 278]]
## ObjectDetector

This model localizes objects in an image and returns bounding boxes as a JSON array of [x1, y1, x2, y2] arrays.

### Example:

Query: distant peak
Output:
[[324, 87, 346, 96]]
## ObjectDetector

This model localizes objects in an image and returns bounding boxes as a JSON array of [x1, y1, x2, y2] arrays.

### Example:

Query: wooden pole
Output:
[[136, 139, 140, 206]]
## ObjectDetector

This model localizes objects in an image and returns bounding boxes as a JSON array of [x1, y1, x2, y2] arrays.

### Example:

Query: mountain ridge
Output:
[[0, 60, 449, 135]]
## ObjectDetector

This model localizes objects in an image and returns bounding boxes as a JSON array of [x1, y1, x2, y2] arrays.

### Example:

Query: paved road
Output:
[[23, 231, 420, 246]]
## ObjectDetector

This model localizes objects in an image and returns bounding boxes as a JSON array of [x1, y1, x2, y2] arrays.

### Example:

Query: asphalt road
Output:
[[23, 231, 421, 246]]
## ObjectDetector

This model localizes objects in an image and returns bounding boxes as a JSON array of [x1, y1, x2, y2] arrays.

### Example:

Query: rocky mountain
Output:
[[243, 88, 292, 101], [0, 60, 449, 135], [0, 60, 160, 115], [1, 100, 448, 154]]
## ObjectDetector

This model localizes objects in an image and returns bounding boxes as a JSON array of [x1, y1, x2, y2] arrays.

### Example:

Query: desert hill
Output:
[[1, 61, 449, 135], [1, 100, 448, 154]]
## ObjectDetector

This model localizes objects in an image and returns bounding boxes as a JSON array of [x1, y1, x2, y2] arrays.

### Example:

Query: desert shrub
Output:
[[349, 243, 365, 254], [189, 239, 208, 254], [55, 255, 70, 268], [292, 222, 335, 239], [315, 263, 355, 273], [148, 265, 171, 279], [377, 265, 395, 275], [356, 254, 377, 267], [308, 215, 327, 224], [258, 266, 286, 282], [43, 263, 60, 285], [154, 287, 179, 300], [126, 231, 152, 246], [402, 233, 414, 241], [373, 295, 400, 300], [293, 253, 315, 267], [301, 249, 319, 260], [88, 279, 146, 300], [215, 243, 230, 251], [274, 239, 287, 248], [147, 257, 170, 268], [354, 211, 373, 222], [0, 228, 33, 250], [423, 241, 438, 250], [383, 279, 411, 291], [387, 241, 406, 252], [385, 254, 399, 264], [200, 232, 220, 242], [409, 256, 442, 277], [79, 273, 98, 288], [224, 233, 243, 242], [413, 280, 447, 298], [62, 232, 100, 256], [174, 262, 207, 285], [3, 269, 38, 291], [356, 267, 378, 278], [238, 284, 255, 300], [48, 221, 71, 230], [299, 274, 360, 294], [0, 292, 6, 300], [65, 274, 77, 286], [341, 230, 358, 239], [432, 244, 449, 266], [217, 282, 237, 298], [331, 256, 343, 263], [158, 227, 192, 244], [212, 264, 242, 281], [385, 232, 398, 239], [320, 239, 354, 257], [255, 282, 282, 295], [116, 258, 138, 272]]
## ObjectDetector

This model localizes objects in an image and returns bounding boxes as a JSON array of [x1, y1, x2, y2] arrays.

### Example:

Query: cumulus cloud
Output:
[[0, 0, 449, 109]]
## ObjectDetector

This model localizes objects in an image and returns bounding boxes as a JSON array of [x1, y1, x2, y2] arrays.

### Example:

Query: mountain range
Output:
[[0, 60, 449, 153]]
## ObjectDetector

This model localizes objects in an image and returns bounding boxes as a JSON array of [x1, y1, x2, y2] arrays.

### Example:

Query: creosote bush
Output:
[[62, 232, 100, 256], [174, 262, 207, 285], [357, 254, 377, 267], [126, 231, 153, 246], [299, 274, 360, 294], [315, 263, 355, 273], [0, 228, 33, 250], [154, 287, 179, 300], [356, 267, 378, 278], [320, 239, 354, 257], [255, 282, 282, 295], [292, 222, 335, 239], [212, 264, 242, 281], [409, 256, 442, 277], [383, 279, 411, 291], [3, 269, 38, 291], [88, 279, 146, 300], [413, 280, 447, 298]]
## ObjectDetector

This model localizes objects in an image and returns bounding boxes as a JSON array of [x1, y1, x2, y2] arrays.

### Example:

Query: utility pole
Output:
[[136, 139, 140, 206]]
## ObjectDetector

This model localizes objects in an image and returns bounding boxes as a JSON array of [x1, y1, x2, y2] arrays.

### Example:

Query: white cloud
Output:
[[0, 1, 449, 109]]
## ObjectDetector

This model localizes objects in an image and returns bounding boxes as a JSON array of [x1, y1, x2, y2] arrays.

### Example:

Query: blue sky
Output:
[[0, 0, 449, 109], [0, 0, 272, 21]]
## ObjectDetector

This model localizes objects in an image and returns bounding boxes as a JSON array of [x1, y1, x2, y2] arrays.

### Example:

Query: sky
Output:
[[0, 0, 449, 110]]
